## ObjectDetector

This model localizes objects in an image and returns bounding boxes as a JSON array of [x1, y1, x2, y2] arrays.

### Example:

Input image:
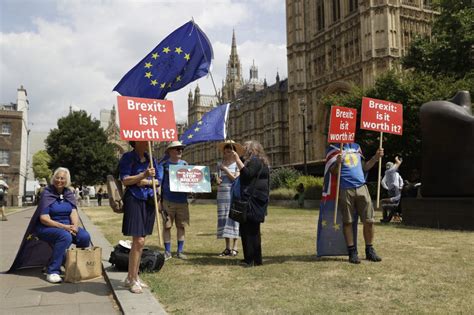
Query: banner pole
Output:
[[148, 141, 163, 247], [333, 143, 343, 225], [376, 132, 383, 209]]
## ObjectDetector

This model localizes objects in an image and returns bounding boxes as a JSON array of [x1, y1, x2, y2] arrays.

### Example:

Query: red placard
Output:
[[117, 96, 178, 141], [328, 106, 357, 143], [361, 97, 403, 135]]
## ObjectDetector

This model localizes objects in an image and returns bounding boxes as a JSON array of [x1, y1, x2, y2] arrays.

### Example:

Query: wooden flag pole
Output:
[[333, 143, 343, 225], [148, 141, 163, 247], [376, 132, 383, 209]]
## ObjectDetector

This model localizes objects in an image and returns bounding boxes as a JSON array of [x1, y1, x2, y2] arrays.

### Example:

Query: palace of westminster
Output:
[[105, 0, 436, 174]]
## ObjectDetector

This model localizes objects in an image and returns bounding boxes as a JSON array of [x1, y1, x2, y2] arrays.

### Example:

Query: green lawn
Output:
[[84, 205, 474, 314]]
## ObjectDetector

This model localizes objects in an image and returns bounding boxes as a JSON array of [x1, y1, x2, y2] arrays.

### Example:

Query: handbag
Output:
[[229, 165, 263, 223], [64, 246, 102, 283]]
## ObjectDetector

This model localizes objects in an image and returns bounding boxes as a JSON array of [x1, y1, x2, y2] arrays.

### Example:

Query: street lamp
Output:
[[299, 98, 308, 175]]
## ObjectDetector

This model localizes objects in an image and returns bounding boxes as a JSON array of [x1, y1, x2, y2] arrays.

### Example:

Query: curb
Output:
[[78, 208, 167, 315]]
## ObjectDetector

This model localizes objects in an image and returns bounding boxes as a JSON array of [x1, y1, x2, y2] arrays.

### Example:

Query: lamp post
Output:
[[299, 98, 308, 175]]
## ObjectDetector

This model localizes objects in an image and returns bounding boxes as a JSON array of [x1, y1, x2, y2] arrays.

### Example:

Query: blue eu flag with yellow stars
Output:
[[180, 103, 230, 145], [113, 21, 213, 99]]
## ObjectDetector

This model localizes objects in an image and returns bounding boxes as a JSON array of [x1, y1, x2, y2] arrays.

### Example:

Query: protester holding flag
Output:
[[216, 140, 243, 257], [329, 143, 384, 264], [157, 141, 189, 261], [232, 140, 270, 267], [119, 141, 160, 294]]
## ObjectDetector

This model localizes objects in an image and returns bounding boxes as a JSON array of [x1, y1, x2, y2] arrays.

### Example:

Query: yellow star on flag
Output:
[[176, 76, 181, 82], [144, 62, 152, 69], [167, 82, 172, 88], [194, 127, 200, 132], [321, 220, 327, 227], [197, 121, 203, 125], [151, 52, 159, 59], [188, 134, 193, 139], [184, 53, 190, 61], [333, 223, 340, 231], [160, 83, 166, 88], [163, 47, 171, 53], [145, 72, 152, 78], [175, 47, 183, 54], [150, 79, 158, 86]]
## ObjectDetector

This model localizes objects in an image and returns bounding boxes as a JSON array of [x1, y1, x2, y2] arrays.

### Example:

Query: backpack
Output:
[[109, 244, 165, 272], [106, 175, 124, 213]]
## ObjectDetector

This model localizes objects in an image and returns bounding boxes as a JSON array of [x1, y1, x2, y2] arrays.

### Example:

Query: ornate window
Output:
[[0, 150, 9, 165]]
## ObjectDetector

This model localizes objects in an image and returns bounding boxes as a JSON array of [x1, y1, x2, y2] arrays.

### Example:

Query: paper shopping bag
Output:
[[64, 246, 102, 283]]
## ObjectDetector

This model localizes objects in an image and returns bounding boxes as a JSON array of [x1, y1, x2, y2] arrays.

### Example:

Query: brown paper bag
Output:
[[64, 246, 102, 283]]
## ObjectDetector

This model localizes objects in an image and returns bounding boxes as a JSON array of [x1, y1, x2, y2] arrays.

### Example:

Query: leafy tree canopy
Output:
[[46, 110, 118, 186], [403, 0, 474, 78], [32, 150, 52, 181]]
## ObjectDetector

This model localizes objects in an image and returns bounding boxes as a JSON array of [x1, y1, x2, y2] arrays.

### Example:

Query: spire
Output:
[[276, 71, 280, 83], [231, 29, 237, 57]]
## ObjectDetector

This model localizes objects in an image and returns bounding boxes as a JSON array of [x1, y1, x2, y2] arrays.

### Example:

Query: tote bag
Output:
[[64, 246, 102, 283]]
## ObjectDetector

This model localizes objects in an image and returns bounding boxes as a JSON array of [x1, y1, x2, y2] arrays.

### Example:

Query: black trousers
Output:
[[240, 220, 262, 265]]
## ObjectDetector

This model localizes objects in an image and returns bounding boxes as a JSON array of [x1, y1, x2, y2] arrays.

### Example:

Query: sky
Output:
[[0, 0, 287, 132]]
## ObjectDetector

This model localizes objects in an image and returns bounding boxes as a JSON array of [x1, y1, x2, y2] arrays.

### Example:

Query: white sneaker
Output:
[[46, 273, 62, 283]]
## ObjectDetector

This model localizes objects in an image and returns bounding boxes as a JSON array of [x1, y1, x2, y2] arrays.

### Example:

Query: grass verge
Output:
[[84, 205, 474, 314]]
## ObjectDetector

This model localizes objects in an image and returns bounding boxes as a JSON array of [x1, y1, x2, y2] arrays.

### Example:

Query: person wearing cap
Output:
[[119, 141, 161, 294], [0, 174, 9, 221], [381, 156, 404, 223], [216, 140, 243, 257], [329, 143, 384, 264], [157, 141, 189, 260]]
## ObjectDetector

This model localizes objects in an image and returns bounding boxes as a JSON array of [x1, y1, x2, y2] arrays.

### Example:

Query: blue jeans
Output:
[[37, 227, 91, 274]]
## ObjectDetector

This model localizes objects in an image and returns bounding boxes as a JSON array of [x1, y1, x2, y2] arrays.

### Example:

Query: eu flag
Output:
[[113, 21, 213, 99], [180, 103, 230, 145], [316, 145, 358, 256]]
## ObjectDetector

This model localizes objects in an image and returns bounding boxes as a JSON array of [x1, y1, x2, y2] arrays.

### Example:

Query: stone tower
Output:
[[222, 30, 244, 102]]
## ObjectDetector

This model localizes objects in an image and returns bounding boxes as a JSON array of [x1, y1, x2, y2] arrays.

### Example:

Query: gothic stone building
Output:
[[179, 31, 290, 171], [286, 0, 436, 167], [0, 86, 29, 206]]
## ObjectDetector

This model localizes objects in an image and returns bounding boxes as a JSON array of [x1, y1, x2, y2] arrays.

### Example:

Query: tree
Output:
[[403, 0, 474, 78], [46, 110, 118, 186], [32, 150, 52, 180]]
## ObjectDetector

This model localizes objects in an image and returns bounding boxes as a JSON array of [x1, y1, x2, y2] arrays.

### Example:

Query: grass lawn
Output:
[[84, 204, 474, 314]]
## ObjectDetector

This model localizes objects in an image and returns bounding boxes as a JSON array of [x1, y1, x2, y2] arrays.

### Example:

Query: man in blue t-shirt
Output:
[[329, 143, 384, 264], [157, 141, 189, 260]]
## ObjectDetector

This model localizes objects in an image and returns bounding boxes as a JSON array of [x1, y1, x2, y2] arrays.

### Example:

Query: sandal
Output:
[[219, 249, 231, 256], [231, 249, 239, 256]]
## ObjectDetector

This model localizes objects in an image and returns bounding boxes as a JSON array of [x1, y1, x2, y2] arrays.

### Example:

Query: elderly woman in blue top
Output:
[[36, 167, 91, 283], [119, 141, 160, 294]]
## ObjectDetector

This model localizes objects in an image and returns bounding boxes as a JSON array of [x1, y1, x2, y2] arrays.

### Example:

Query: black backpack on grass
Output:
[[109, 244, 165, 272]]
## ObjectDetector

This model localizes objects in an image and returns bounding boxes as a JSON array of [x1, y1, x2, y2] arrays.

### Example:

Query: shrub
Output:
[[270, 167, 301, 189], [289, 176, 324, 200], [270, 188, 297, 200]]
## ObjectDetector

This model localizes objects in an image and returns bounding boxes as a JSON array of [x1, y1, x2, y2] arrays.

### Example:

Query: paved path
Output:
[[0, 207, 167, 315]]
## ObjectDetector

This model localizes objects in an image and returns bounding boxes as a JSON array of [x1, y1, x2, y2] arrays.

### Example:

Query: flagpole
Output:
[[333, 143, 343, 225], [191, 17, 222, 104], [148, 141, 163, 247], [376, 132, 383, 209]]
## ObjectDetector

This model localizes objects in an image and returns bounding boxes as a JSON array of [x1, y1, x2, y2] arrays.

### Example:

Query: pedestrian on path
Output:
[[0, 174, 9, 221]]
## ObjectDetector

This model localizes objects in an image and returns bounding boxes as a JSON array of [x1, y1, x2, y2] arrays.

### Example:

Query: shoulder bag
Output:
[[229, 166, 263, 223]]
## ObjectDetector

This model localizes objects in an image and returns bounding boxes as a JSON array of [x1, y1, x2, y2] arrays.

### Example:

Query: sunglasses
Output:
[[173, 147, 184, 151]]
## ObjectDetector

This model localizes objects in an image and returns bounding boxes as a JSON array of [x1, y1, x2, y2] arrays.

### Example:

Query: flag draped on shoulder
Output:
[[113, 21, 213, 99], [316, 145, 358, 257], [180, 103, 230, 146]]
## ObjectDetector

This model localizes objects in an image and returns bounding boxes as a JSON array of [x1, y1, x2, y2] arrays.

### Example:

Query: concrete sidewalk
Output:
[[0, 207, 167, 315]]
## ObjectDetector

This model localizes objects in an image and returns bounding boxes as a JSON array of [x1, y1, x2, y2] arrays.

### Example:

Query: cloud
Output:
[[0, 0, 287, 132]]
